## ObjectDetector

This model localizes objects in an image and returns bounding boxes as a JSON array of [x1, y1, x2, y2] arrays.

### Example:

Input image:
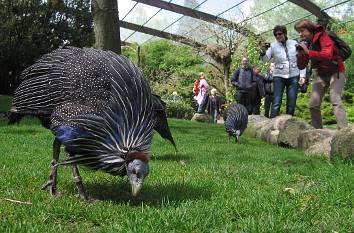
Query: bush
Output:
[[0, 95, 12, 113], [164, 98, 195, 120], [295, 85, 354, 124]]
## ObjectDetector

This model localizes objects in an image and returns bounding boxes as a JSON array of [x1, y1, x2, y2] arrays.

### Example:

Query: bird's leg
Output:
[[41, 138, 61, 196], [70, 160, 88, 201]]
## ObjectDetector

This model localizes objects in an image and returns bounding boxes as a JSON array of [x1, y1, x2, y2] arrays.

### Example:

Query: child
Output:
[[206, 88, 221, 123]]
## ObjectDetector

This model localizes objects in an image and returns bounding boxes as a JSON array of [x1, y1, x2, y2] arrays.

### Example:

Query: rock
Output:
[[299, 129, 336, 150], [269, 130, 280, 145], [272, 114, 293, 130], [305, 137, 332, 159], [258, 123, 276, 142], [191, 113, 211, 123], [330, 126, 354, 160], [245, 115, 271, 138], [278, 118, 314, 148]]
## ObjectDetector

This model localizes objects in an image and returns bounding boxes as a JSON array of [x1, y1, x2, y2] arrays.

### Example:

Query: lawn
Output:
[[0, 116, 353, 233]]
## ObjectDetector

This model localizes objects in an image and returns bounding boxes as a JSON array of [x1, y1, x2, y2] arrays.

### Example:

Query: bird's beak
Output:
[[236, 135, 240, 144], [131, 181, 143, 197]]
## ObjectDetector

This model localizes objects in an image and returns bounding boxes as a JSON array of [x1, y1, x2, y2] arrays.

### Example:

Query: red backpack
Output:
[[193, 79, 200, 94]]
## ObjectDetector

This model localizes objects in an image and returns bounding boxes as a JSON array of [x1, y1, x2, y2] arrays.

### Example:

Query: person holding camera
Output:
[[295, 19, 348, 129], [260, 25, 306, 118]]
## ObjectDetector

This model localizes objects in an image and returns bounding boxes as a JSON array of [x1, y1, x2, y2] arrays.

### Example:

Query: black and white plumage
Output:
[[151, 94, 177, 151], [10, 46, 156, 199], [224, 103, 248, 143]]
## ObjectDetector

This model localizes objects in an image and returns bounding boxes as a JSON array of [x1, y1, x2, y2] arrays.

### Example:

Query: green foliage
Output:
[[130, 40, 205, 108], [334, 22, 354, 92], [0, 118, 354, 232], [226, 89, 236, 104], [121, 43, 140, 64], [140, 40, 203, 82], [294, 86, 354, 124], [163, 98, 195, 120], [0, 0, 94, 95], [0, 95, 12, 113]]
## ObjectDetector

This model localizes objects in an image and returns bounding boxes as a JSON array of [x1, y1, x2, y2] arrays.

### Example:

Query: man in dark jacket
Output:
[[231, 57, 256, 114], [250, 66, 266, 115]]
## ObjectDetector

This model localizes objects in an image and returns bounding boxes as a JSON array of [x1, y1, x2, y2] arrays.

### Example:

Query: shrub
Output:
[[164, 98, 195, 120], [295, 85, 354, 124]]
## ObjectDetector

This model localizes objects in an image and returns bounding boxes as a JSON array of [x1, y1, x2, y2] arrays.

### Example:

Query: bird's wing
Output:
[[11, 48, 79, 114], [11, 46, 112, 117], [58, 53, 155, 175], [151, 94, 177, 150], [224, 104, 248, 135]]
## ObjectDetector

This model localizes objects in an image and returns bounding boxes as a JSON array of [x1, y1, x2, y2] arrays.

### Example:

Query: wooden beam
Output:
[[132, 0, 256, 37], [288, 0, 331, 20], [120, 21, 206, 48]]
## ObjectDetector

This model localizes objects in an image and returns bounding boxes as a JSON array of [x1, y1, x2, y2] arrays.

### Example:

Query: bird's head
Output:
[[126, 159, 149, 197], [235, 130, 241, 143]]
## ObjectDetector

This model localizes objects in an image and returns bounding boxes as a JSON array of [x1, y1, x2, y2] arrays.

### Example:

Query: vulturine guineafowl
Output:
[[224, 103, 248, 143], [9, 46, 160, 199]]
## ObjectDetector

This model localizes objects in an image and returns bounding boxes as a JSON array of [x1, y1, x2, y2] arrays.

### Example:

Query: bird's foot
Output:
[[41, 180, 59, 196], [42, 160, 59, 196]]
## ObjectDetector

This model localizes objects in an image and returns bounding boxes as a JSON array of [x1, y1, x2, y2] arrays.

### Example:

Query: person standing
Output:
[[260, 25, 306, 118], [193, 72, 209, 113], [206, 88, 221, 124], [295, 19, 348, 129], [250, 65, 266, 115], [263, 63, 275, 118], [231, 57, 256, 114]]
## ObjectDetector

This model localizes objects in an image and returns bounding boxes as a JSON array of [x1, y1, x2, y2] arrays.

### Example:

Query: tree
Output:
[[0, 0, 94, 95], [92, 0, 120, 54]]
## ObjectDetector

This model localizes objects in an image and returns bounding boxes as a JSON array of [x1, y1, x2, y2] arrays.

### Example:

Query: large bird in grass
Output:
[[9, 46, 173, 199], [224, 103, 248, 143]]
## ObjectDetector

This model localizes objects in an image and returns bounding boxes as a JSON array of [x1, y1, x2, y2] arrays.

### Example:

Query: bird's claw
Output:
[[41, 180, 59, 196], [41, 180, 53, 190]]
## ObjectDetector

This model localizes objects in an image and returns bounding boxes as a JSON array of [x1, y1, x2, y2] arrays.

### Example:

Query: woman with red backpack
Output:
[[193, 72, 209, 113], [295, 19, 348, 129]]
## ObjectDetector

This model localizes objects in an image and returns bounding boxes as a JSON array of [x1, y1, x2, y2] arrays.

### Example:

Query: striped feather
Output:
[[224, 103, 248, 136], [58, 52, 155, 175]]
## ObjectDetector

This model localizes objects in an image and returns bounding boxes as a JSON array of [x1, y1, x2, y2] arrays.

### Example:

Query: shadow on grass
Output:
[[84, 181, 211, 206], [2, 127, 42, 134], [151, 153, 191, 161]]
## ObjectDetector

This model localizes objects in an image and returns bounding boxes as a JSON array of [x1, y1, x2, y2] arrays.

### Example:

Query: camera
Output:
[[295, 44, 304, 51], [264, 42, 271, 49], [299, 83, 307, 93], [296, 40, 309, 52]]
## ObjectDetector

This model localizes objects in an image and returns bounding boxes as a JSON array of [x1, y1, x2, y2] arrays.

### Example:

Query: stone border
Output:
[[245, 115, 353, 160]]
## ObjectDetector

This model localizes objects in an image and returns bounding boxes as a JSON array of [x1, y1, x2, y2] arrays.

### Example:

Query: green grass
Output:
[[0, 95, 12, 113], [0, 118, 353, 233]]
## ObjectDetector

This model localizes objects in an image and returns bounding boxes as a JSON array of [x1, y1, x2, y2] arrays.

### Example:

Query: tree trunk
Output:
[[223, 62, 231, 96], [92, 0, 121, 54]]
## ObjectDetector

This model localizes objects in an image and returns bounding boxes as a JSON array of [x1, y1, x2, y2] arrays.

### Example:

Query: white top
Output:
[[261, 39, 306, 79]]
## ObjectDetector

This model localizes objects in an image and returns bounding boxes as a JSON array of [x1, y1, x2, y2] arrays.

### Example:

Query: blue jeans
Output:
[[270, 76, 299, 118]]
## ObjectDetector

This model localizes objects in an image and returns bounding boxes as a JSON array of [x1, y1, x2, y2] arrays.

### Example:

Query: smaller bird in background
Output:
[[224, 103, 248, 143]]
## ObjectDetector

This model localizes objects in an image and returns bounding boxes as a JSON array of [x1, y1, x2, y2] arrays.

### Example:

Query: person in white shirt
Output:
[[260, 25, 306, 118]]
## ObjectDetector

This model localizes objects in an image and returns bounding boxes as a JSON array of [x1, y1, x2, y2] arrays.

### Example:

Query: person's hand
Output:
[[299, 77, 306, 86], [297, 42, 309, 54]]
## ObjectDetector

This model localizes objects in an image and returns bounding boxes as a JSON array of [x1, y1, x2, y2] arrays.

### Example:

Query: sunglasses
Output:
[[275, 32, 284, 36]]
